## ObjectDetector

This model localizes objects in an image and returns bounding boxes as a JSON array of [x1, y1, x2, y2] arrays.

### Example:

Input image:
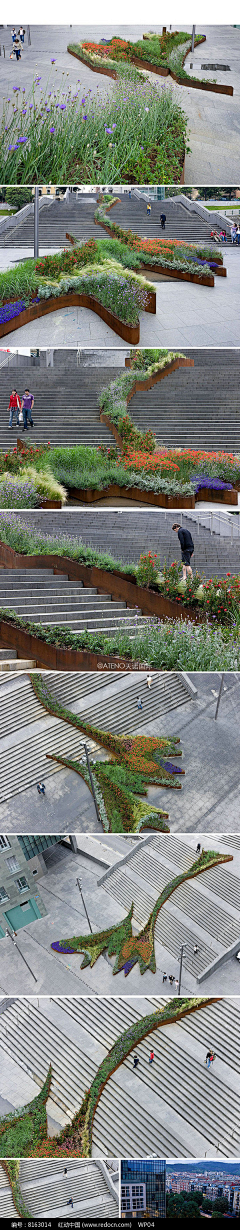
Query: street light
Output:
[[84, 742, 102, 827], [214, 673, 225, 720], [5, 926, 37, 982], [76, 877, 93, 933], [191, 25, 196, 54]]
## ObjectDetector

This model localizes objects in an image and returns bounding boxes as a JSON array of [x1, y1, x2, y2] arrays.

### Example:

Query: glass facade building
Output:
[[121, 1160, 166, 1218]]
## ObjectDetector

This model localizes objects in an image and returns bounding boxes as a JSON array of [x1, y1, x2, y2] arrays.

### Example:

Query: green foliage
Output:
[[5, 186, 33, 209], [0, 1067, 52, 1159]]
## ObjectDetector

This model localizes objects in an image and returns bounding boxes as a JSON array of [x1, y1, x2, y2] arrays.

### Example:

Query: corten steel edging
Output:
[[68, 483, 195, 509], [95, 220, 215, 284], [196, 487, 238, 505], [124, 357, 194, 375], [68, 36, 233, 95], [0, 294, 140, 345], [0, 619, 144, 672], [0, 541, 204, 625]]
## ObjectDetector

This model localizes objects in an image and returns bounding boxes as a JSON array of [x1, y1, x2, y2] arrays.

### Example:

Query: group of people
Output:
[[8, 387, 34, 429], [10, 26, 25, 60], [133, 1049, 155, 1069], [211, 223, 240, 244], [231, 223, 240, 244]]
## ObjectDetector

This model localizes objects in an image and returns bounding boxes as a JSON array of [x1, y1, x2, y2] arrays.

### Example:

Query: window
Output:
[[0, 886, 9, 902], [5, 857, 20, 874], [0, 836, 11, 850], [16, 876, 29, 893]]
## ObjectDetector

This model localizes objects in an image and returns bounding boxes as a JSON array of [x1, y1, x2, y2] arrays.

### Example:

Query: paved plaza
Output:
[[0, 25, 240, 182], [4, 249, 239, 348]]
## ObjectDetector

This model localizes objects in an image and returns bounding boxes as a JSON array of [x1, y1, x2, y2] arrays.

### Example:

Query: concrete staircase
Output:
[[0, 362, 121, 448], [0, 646, 36, 672], [18, 1159, 118, 1218], [0, 996, 239, 1157], [0, 1165, 16, 1216], [16, 509, 240, 579], [0, 565, 149, 635], [101, 832, 240, 981], [0, 669, 190, 803], [1, 350, 240, 452], [130, 348, 240, 451], [0, 192, 217, 249]]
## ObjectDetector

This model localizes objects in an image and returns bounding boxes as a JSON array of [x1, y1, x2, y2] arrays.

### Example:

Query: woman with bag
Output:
[[8, 389, 21, 428]]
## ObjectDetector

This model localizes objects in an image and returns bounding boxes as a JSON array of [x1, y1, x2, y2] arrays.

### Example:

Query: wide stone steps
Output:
[[0, 998, 239, 1157], [0, 194, 215, 249], [43, 669, 127, 709], [55, 671, 190, 734], [16, 510, 240, 580], [179, 998, 240, 1070], [102, 196, 220, 242], [19, 1159, 117, 1217], [105, 850, 240, 949], [0, 1168, 16, 1216], [0, 676, 100, 801], [152, 834, 240, 911], [0, 567, 148, 634]]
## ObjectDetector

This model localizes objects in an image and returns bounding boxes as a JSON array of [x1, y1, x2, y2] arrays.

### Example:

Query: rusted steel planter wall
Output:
[[0, 294, 141, 345], [0, 540, 205, 629], [0, 619, 144, 672], [68, 482, 195, 509], [95, 220, 214, 284]]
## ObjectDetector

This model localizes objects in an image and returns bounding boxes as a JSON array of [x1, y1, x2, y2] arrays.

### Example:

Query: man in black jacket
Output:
[[172, 523, 194, 580]]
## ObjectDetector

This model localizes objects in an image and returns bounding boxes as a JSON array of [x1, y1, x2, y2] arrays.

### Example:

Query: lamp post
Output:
[[84, 742, 102, 826], [76, 877, 92, 933], [214, 673, 225, 720], [5, 926, 37, 982], [178, 944, 186, 994], [34, 185, 39, 258], [191, 25, 196, 54]]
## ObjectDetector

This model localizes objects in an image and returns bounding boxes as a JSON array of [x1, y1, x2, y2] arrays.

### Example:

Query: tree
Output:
[[5, 186, 33, 210]]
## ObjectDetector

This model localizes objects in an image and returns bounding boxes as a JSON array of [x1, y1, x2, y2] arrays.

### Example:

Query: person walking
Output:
[[8, 389, 21, 428], [66, 1198, 73, 1208], [162, 971, 167, 983], [19, 26, 25, 43], [231, 223, 237, 244], [172, 523, 194, 581], [22, 388, 34, 429], [37, 782, 46, 795], [149, 1050, 154, 1064], [160, 212, 166, 229], [146, 674, 152, 689], [11, 27, 16, 42], [137, 696, 143, 710], [196, 842, 201, 854], [205, 1050, 215, 1070], [13, 36, 22, 60], [64, 1167, 68, 1174], [237, 225, 240, 246], [133, 1054, 140, 1069], [147, 202, 151, 216]]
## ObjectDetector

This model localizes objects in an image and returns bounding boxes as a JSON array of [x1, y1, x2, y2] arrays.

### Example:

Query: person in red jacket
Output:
[[8, 389, 21, 427]]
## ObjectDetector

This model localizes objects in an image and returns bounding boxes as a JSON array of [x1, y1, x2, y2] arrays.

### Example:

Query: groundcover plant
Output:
[[0, 68, 187, 184], [95, 202, 222, 277], [0, 998, 219, 1159], [74, 31, 209, 88], [30, 673, 183, 833], [51, 848, 232, 976]]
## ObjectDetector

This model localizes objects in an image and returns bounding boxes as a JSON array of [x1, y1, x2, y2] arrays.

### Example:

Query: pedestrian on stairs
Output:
[[8, 389, 21, 427], [64, 1168, 68, 1174], [160, 212, 166, 229], [133, 1054, 140, 1069], [67, 1197, 73, 1207], [137, 696, 143, 710], [146, 674, 152, 688], [149, 1050, 154, 1064], [205, 1050, 216, 1069], [22, 388, 34, 430], [37, 781, 46, 795], [196, 842, 201, 855], [147, 202, 151, 215], [172, 523, 194, 581]]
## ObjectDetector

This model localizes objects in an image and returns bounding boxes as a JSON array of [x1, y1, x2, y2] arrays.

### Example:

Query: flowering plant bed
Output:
[[0, 1162, 31, 1218], [51, 848, 232, 975], [0, 998, 220, 1158], [74, 32, 233, 96], [0, 1067, 52, 1159], [95, 204, 224, 283], [30, 673, 183, 832]]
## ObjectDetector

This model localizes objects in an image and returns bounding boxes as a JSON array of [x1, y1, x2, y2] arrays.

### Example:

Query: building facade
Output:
[[121, 1161, 166, 1218], [0, 835, 62, 936]]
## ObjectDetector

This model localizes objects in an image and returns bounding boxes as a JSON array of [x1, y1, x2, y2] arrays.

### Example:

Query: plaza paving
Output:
[[0, 25, 240, 182], [0, 995, 239, 1157], [0, 670, 239, 833], [4, 249, 239, 348], [0, 829, 239, 998]]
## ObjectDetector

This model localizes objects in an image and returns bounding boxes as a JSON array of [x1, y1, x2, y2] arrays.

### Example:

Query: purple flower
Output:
[[22, 109, 27, 115], [60, 104, 66, 110], [83, 114, 87, 120], [105, 127, 113, 134], [8, 144, 18, 151], [17, 136, 27, 144], [81, 97, 86, 104], [51, 58, 56, 63], [50, 126, 55, 133]]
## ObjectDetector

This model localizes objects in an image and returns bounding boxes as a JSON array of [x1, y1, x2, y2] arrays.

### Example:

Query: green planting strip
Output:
[[1, 1161, 32, 1218], [0, 1067, 52, 1160], [51, 849, 232, 977]]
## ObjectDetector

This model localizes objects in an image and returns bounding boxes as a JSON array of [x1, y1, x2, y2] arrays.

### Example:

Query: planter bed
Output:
[[68, 35, 233, 96], [0, 618, 144, 672], [0, 293, 150, 345], [0, 540, 205, 632], [39, 499, 62, 509], [68, 482, 195, 509], [94, 220, 215, 285]]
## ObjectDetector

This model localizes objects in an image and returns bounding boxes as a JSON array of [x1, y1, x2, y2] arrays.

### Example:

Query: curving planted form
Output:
[[51, 849, 232, 976]]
